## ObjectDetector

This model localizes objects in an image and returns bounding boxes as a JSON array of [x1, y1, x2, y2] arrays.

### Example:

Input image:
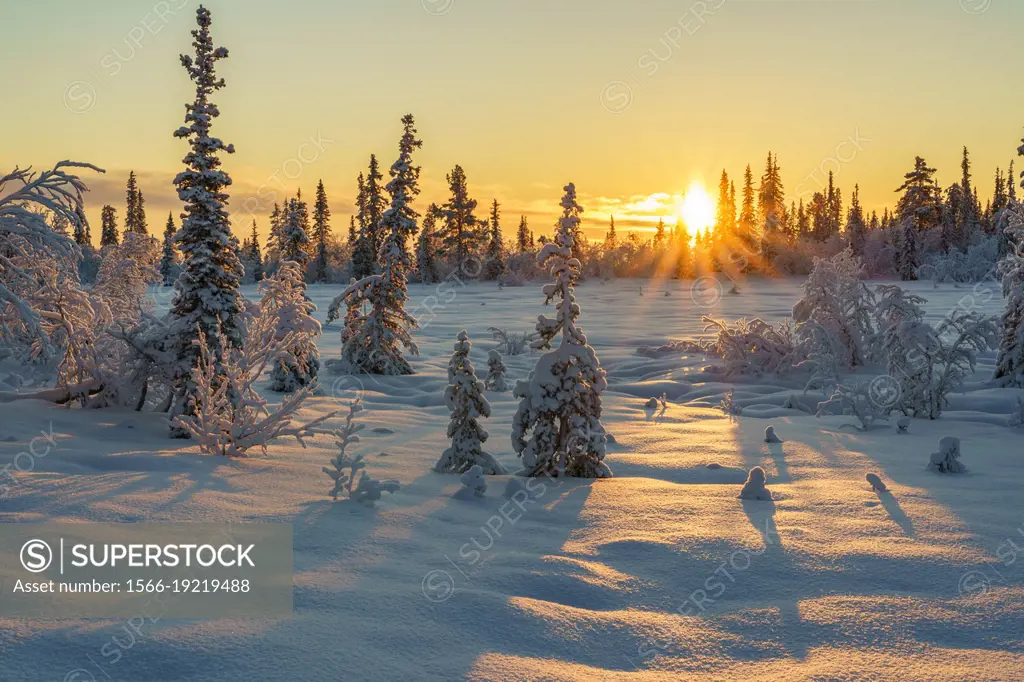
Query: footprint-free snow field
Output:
[[2, 278, 1022, 681]]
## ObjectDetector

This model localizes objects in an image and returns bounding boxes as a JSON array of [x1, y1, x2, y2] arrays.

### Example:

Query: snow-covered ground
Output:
[[2, 277, 1022, 681]]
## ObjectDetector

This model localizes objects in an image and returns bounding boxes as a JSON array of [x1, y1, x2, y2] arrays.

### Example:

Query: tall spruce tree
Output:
[[169, 4, 245, 436], [100, 205, 119, 247], [739, 164, 756, 253], [482, 199, 505, 280], [518, 215, 531, 253], [846, 184, 867, 256], [351, 172, 377, 279], [440, 164, 485, 273], [248, 218, 263, 282], [364, 154, 387, 261], [604, 215, 617, 249], [160, 212, 179, 286], [416, 203, 442, 284], [342, 115, 422, 375], [758, 152, 784, 260], [312, 179, 331, 283]]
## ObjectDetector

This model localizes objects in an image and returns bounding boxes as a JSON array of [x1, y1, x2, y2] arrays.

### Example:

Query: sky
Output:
[[2, 0, 1022, 242]]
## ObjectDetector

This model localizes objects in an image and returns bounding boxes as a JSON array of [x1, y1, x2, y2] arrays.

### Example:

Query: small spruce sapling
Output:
[[485, 350, 508, 392], [435, 331, 506, 475], [324, 399, 400, 503]]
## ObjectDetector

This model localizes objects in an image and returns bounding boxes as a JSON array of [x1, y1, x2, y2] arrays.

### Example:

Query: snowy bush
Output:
[[488, 327, 536, 356], [460, 465, 487, 497], [261, 261, 321, 392], [798, 320, 842, 395], [324, 399, 400, 503], [0, 161, 101, 367], [928, 436, 965, 474], [793, 248, 876, 369], [739, 466, 772, 501], [764, 425, 781, 443], [512, 184, 610, 479], [485, 350, 508, 392], [917, 237, 999, 285], [172, 313, 338, 456], [1008, 397, 1024, 428], [434, 331, 506, 475], [703, 316, 796, 377], [816, 380, 889, 431]]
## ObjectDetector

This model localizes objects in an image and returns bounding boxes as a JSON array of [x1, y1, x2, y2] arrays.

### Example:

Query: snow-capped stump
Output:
[[460, 465, 487, 497], [434, 331, 506, 475], [929, 436, 966, 474], [866, 472, 888, 492], [485, 350, 508, 392], [764, 425, 782, 443], [739, 466, 772, 501], [897, 417, 910, 433]]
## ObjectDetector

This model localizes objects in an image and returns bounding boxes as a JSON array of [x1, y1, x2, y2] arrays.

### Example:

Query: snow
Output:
[[2, 277, 1023, 681]]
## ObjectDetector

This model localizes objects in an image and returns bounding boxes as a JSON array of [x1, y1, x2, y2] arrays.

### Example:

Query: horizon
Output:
[[3, 0, 1023, 242]]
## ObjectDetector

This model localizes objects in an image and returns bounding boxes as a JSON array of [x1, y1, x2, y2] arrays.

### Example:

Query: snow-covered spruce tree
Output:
[[159, 212, 179, 286], [440, 164, 486, 273], [792, 248, 876, 369], [434, 330, 506, 475], [482, 199, 506, 280], [246, 218, 264, 282], [100, 204, 119, 247], [312, 179, 331, 283], [415, 203, 442, 284], [485, 350, 508, 392], [168, 5, 245, 436], [340, 115, 421, 375], [511, 183, 610, 479], [994, 206, 1024, 387], [262, 261, 321, 392], [282, 193, 311, 266], [875, 285, 933, 415]]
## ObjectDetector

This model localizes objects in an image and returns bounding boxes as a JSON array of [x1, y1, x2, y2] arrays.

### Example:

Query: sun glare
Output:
[[679, 183, 716, 236]]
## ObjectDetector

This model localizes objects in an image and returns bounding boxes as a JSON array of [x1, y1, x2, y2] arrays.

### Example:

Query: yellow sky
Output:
[[2, 0, 1022, 243]]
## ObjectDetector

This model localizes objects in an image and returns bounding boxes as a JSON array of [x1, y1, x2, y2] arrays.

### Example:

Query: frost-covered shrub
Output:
[[261, 261, 321, 393], [739, 467, 772, 501], [927, 312, 999, 417], [324, 399, 400, 503], [172, 314, 337, 456], [488, 327, 536, 356], [798, 320, 842, 395], [764, 425, 781, 443], [917, 237, 999, 285], [793, 248, 876, 369], [928, 436, 965, 474], [435, 331, 505, 475], [875, 285, 933, 416], [816, 381, 889, 431], [0, 161, 101, 367], [512, 184, 610, 479], [703, 316, 796, 377], [1008, 397, 1024, 428], [485, 350, 508, 392]]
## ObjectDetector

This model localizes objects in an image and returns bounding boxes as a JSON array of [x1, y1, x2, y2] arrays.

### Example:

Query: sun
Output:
[[679, 183, 716, 236]]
